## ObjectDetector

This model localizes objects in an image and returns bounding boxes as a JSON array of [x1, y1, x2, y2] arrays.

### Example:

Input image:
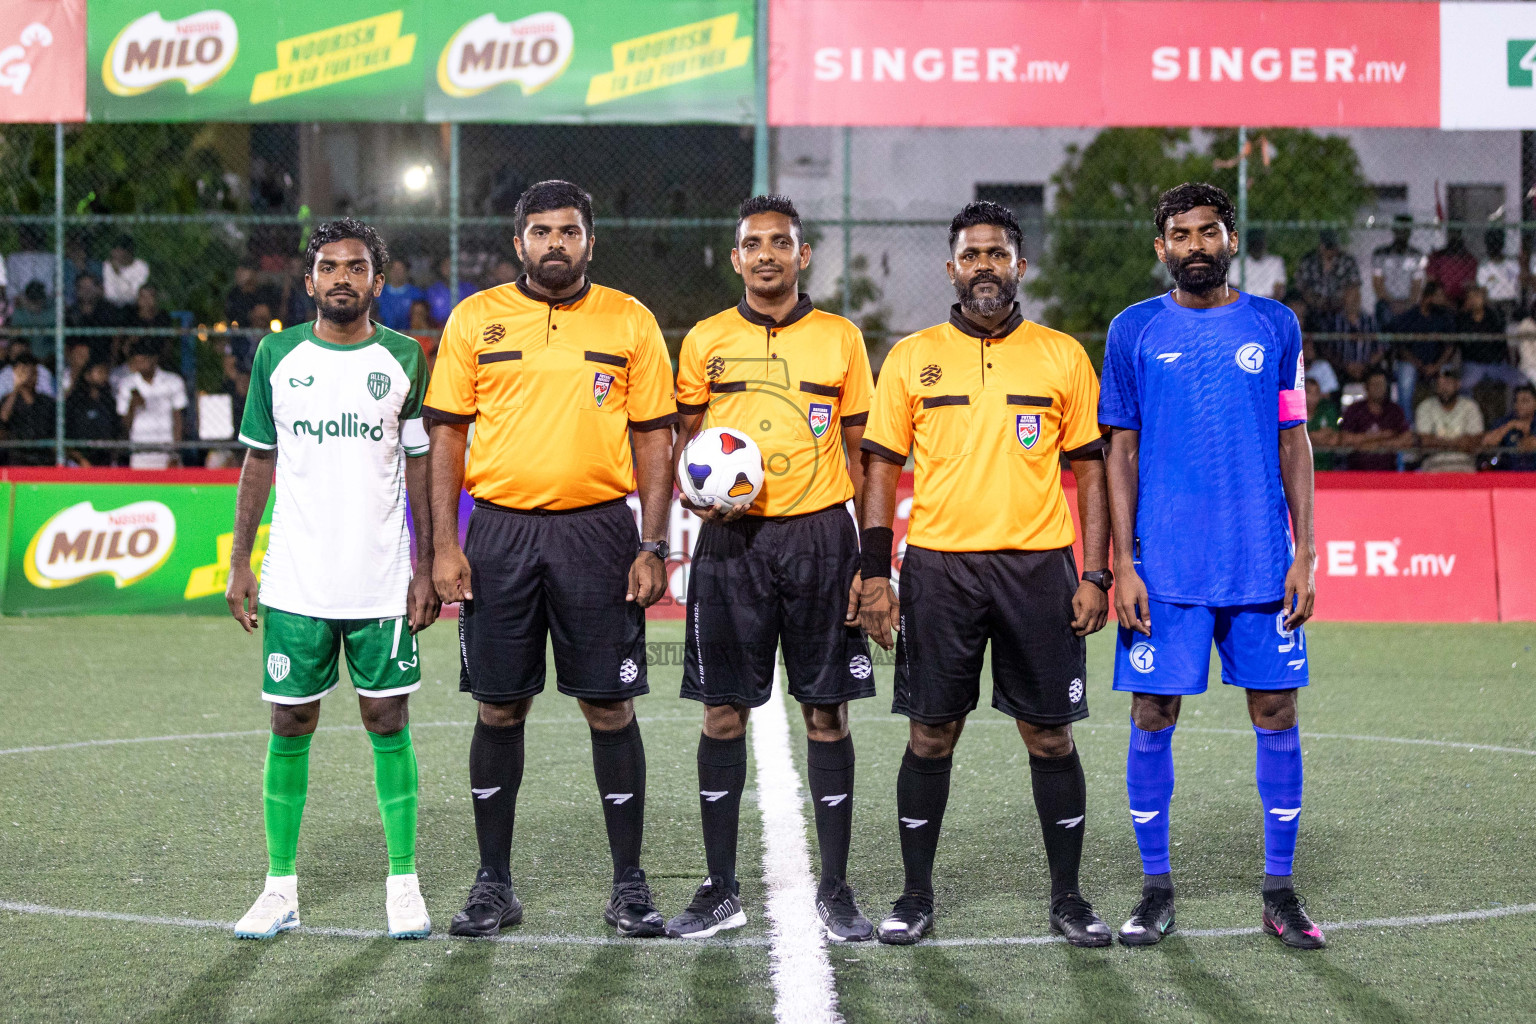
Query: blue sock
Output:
[[1254, 725, 1303, 877], [1126, 721, 1176, 877]]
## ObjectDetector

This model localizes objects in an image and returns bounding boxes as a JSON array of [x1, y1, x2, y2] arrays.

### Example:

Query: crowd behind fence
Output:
[[2, 122, 1535, 471]]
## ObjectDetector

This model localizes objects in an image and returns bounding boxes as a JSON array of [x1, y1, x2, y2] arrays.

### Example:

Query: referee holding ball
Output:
[[425, 181, 678, 939], [854, 201, 1113, 946]]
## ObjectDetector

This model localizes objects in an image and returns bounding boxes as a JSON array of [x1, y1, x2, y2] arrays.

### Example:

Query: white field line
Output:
[[751, 662, 842, 1024], [847, 718, 1536, 757], [3, 897, 1531, 950]]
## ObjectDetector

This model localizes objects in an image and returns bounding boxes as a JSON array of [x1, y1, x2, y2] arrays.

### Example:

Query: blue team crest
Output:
[[808, 402, 832, 438], [1016, 413, 1041, 449], [593, 372, 614, 407]]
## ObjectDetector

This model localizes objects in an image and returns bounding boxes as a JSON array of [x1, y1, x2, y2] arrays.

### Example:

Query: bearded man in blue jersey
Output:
[[1099, 183, 1324, 950]]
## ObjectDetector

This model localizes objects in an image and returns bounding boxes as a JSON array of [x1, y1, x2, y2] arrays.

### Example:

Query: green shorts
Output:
[[261, 607, 422, 705]]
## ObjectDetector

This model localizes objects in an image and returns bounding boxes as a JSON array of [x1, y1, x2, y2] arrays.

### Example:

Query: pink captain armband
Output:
[[1279, 388, 1307, 422]]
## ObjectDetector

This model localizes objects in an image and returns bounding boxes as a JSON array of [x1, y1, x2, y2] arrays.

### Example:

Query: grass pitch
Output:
[[1, 616, 1533, 1023]]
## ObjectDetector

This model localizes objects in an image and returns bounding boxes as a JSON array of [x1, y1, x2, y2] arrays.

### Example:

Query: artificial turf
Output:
[[1, 616, 1532, 1023]]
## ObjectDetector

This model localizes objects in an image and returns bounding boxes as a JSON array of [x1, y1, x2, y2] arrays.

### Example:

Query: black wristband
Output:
[[859, 527, 894, 579]]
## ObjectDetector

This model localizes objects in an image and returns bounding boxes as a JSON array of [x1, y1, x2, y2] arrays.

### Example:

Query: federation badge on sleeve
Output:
[[808, 402, 832, 438], [1016, 413, 1041, 449], [593, 372, 614, 407]]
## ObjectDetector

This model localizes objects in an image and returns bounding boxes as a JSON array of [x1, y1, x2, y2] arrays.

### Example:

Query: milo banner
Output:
[[2, 478, 272, 616], [86, 0, 754, 123]]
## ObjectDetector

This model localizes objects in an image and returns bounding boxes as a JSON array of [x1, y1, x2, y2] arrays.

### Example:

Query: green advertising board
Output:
[[3, 481, 272, 616], [86, 0, 754, 123]]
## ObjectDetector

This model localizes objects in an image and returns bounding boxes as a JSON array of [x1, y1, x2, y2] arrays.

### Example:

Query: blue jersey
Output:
[[1098, 291, 1305, 606]]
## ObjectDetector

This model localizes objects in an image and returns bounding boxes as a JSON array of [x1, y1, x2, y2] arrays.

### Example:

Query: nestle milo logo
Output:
[[292, 413, 385, 444]]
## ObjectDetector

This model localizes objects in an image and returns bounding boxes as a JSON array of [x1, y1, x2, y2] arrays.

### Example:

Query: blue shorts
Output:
[[1112, 599, 1309, 695]]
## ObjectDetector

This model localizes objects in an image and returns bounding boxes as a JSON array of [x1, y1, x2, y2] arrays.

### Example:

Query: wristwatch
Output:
[[638, 540, 669, 562], [1081, 569, 1114, 592]]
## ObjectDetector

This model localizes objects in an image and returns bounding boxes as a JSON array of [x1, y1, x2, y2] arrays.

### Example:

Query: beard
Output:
[[1166, 248, 1232, 295], [526, 247, 591, 292], [316, 288, 372, 325], [955, 271, 1018, 319], [745, 262, 798, 302]]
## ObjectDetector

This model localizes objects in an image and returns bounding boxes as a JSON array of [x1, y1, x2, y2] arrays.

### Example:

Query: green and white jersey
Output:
[[239, 322, 430, 619]]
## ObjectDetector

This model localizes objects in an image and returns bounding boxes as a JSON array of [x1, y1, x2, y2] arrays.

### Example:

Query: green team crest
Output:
[[367, 372, 391, 401]]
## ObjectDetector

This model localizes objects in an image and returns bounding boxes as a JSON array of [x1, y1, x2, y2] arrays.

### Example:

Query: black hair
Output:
[[10, 350, 38, 366], [22, 280, 46, 303], [736, 194, 803, 244], [129, 339, 160, 360], [1514, 383, 1536, 402], [514, 180, 594, 238], [948, 200, 1023, 256], [112, 235, 134, 254], [76, 272, 99, 287], [304, 217, 389, 277], [1422, 279, 1445, 298], [1154, 182, 1236, 236], [1365, 365, 1391, 384]]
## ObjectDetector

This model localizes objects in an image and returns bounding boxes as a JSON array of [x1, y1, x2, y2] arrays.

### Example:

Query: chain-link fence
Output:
[[2, 121, 1534, 470]]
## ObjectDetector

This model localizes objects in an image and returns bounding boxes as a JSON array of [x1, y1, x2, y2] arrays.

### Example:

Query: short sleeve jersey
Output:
[[424, 278, 677, 510], [238, 322, 430, 619], [862, 306, 1103, 552], [1098, 291, 1305, 606], [676, 295, 873, 517]]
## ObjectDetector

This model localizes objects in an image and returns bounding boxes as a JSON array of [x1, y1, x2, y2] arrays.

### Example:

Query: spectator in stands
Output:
[[1482, 383, 1536, 471], [490, 257, 519, 287], [1303, 337, 1340, 395], [1426, 228, 1478, 308], [224, 261, 279, 327], [0, 338, 56, 399], [61, 241, 95, 307], [1297, 229, 1361, 328], [65, 360, 122, 467], [0, 352, 57, 466], [8, 281, 56, 357], [1415, 365, 1484, 473], [116, 339, 186, 469], [0, 244, 8, 311], [1370, 215, 1426, 323], [279, 254, 311, 328], [102, 236, 150, 307], [57, 339, 91, 395], [1390, 280, 1458, 406], [67, 273, 121, 364], [1320, 290, 1383, 384], [1457, 285, 1525, 397], [407, 298, 437, 356], [1306, 376, 1341, 470], [6, 226, 56, 305], [1339, 366, 1413, 470], [1477, 229, 1522, 322], [1229, 228, 1286, 299], [376, 258, 423, 332], [127, 284, 173, 333], [426, 256, 479, 325]]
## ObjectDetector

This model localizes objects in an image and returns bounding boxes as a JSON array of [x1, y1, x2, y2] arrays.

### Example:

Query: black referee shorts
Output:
[[893, 544, 1088, 727], [681, 504, 876, 709], [459, 498, 647, 704]]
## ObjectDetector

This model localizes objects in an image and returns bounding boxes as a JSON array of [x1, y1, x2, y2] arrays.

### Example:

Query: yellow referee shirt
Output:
[[424, 278, 677, 510], [862, 305, 1103, 552], [677, 295, 874, 517]]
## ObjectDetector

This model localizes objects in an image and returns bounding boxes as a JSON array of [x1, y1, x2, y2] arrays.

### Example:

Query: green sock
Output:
[[369, 726, 419, 875], [263, 732, 312, 876]]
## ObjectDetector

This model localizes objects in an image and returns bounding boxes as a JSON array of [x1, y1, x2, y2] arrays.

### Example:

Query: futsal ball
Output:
[[678, 428, 765, 510]]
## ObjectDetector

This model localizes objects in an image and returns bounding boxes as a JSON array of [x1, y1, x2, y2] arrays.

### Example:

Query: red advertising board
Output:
[[0, 0, 85, 123], [768, 0, 1440, 128], [1492, 489, 1536, 622]]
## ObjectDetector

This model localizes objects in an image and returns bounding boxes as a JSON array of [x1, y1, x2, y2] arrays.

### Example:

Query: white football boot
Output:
[[386, 873, 431, 939], [234, 875, 300, 939]]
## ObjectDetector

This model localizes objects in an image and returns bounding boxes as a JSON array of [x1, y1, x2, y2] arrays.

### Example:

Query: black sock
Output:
[[896, 746, 952, 896], [1263, 873, 1294, 896], [1029, 749, 1087, 899], [697, 733, 748, 885], [807, 734, 855, 888], [1143, 871, 1174, 894], [469, 718, 525, 885], [591, 719, 647, 882]]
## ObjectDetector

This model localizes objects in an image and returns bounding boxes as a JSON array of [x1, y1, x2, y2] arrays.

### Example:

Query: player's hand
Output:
[[408, 570, 440, 634], [1071, 580, 1109, 637], [684, 496, 749, 524], [225, 564, 260, 633], [434, 545, 473, 603], [627, 551, 666, 608], [1113, 564, 1152, 637], [856, 576, 900, 651], [1283, 552, 1316, 630], [845, 571, 863, 626]]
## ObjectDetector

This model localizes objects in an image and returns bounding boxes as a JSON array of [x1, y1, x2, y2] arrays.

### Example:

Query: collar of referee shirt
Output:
[[948, 301, 1024, 339], [514, 273, 592, 308], [735, 292, 815, 329]]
